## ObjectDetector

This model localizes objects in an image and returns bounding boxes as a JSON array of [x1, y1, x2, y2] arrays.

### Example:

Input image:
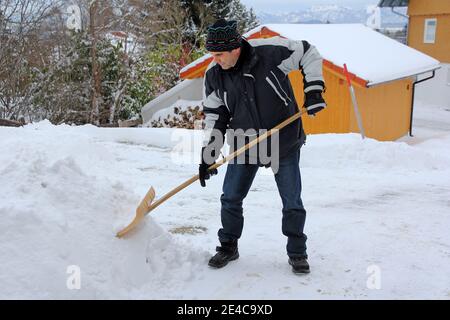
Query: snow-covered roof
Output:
[[180, 53, 212, 75], [254, 24, 440, 86], [181, 24, 440, 87], [378, 0, 409, 7]]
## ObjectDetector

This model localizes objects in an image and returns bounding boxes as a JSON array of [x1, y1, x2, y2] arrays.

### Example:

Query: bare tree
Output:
[[67, 0, 139, 125], [0, 0, 62, 120], [1, 0, 257, 124]]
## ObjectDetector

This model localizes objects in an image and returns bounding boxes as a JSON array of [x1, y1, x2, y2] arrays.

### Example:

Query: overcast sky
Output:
[[241, 0, 380, 12]]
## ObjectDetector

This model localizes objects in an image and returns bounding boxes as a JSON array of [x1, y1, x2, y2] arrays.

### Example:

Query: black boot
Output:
[[288, 257, 310, 274], [208, 241, 239, 269]]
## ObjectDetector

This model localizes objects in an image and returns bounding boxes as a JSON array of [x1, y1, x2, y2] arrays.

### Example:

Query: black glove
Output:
[[199, 147, 218, 187], [304, 90, 326, 116], [199, 162, 218, 187]]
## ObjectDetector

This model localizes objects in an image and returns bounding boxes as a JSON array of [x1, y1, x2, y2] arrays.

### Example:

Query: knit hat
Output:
[[205, 19, 242, 52]]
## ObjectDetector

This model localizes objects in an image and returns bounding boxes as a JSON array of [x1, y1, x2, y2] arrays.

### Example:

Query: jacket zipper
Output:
[[270, 71, 292, 102], [243, 73, 255, 81], [223, 91, 230, 112], [266, 77, 288, 106]]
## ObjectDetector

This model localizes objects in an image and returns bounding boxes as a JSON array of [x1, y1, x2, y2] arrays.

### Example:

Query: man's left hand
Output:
[[304, 91, 326, 116]]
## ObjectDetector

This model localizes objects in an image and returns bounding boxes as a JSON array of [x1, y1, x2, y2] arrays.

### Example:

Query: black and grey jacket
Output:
[[202, 37, 325, 164]]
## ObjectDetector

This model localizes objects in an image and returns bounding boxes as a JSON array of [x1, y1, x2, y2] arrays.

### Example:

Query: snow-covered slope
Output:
[[1, 103, 450, 299], [256, 5, 407, 26]]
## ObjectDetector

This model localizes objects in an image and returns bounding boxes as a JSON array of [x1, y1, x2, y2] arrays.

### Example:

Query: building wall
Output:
[[353, 78, 413, 141], [408, 0, 450, 16], [289, 69, 350, 135], [289, 69, 413, 141], [408, 14, 450, 63]]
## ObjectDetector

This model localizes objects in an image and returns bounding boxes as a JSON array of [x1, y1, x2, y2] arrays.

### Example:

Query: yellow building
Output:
[[177, 24, 439, 141], [379, 0, 450, 62], [379, 0, 450, 111], [407, 0, 450, 63]]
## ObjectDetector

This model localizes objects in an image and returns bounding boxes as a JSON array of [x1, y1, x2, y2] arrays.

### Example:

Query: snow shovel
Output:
[[116, 109, 306, 238]]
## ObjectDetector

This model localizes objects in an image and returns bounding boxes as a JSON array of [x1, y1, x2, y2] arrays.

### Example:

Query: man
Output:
[[199, 19, 326, 274]]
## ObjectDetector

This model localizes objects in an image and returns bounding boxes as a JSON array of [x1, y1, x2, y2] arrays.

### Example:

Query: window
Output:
[[424, 18, 437, 44]]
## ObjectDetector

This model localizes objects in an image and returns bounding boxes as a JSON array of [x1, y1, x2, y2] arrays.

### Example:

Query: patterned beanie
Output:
[[205, 19, 242, 52]]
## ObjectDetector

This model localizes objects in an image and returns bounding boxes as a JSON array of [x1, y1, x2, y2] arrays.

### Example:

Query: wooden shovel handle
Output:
[[146, 110, 306, 215]]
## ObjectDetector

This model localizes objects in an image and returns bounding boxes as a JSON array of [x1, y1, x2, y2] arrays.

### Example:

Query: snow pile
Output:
[[0, 122, 208, 299]]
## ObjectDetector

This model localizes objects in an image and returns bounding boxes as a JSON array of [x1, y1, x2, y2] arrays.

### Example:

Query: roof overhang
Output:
[[378, 0, 409, 8], [367, 65, 442, 87]]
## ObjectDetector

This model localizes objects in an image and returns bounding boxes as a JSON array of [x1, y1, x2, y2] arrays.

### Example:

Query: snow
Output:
[[415, 63, 450, 109], [1, 104, 450, 299]]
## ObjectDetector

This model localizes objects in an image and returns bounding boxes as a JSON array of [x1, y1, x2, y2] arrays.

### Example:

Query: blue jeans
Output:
[[218, 149, 307, 258]]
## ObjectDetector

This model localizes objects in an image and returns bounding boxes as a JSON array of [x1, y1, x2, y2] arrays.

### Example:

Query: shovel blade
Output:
[[116, 187, 156, 238]]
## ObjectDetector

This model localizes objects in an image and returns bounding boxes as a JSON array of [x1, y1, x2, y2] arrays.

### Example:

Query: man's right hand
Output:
[[199, 163, 218, 187]]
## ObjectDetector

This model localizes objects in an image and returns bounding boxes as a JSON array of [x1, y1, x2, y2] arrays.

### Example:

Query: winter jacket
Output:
[[202, 37, 325, 165]]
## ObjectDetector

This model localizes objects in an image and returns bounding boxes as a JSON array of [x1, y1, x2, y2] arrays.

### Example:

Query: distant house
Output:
[[142, 24, 439, 141], [378, 0, 450, 110]]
